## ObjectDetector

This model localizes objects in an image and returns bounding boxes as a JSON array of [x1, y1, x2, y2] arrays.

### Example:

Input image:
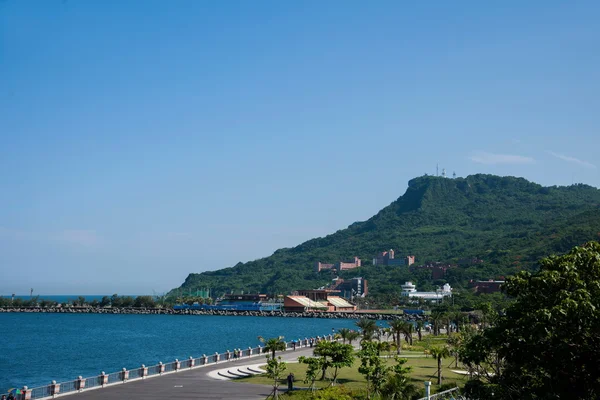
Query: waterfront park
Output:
[[3, 242, 599, 400]]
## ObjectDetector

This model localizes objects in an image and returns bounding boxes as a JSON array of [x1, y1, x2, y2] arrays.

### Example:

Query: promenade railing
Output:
[[15, 335, 337, 400]]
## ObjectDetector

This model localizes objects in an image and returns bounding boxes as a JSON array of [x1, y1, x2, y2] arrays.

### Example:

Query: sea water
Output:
[[0, 313, 357, 391]]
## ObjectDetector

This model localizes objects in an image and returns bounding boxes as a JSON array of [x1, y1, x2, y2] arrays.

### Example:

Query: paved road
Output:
[[67, 344, 320, 400], [57, 333, 424, 400]]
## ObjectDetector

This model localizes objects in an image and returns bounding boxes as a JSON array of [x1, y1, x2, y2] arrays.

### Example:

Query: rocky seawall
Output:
[[0, 306, 424, 321]]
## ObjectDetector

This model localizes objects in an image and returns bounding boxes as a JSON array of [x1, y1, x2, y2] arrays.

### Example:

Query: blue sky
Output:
[[1, 0, 599, 295]]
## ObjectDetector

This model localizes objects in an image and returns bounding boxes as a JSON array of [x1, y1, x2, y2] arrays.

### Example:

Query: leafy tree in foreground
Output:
[[298, 356, 323, 392], [381, 357, 419, 400], [462, 242, 600, 399], [313, 341, 355, 384], [258, 336, 286, 360], [264, 355, 287, 400], [358, 341, 389, 399]]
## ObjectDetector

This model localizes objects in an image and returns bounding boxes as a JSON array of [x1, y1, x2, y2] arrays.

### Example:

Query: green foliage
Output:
[[461, 242, 600, 399], [381, 357, 419, 400], [170, 175, 600, 301], [133, 295, 156, 308], [259, 336, 287, 360], [313, 341, 355, 384], [357, 341, 389, 399], [355, 319, 378, 342], [298, 356, 324, 391], [265, 355, 287, 398], [429, 346, 451, 385]]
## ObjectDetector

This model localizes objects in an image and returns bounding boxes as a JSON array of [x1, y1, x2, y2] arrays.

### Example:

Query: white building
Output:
[[400, 281, 452, 301]]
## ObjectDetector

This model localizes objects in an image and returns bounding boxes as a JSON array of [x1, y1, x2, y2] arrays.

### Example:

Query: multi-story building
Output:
[[314, 257, 362, 272], [330, 277, 368, 298], [468, 280, 504, 294], [372, 250, 415, 266], [411, 262, 454, 279]]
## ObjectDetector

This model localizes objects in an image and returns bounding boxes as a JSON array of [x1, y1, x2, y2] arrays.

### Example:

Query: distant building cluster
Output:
[[314, 257, 362, 272], [372, 249, 415, 267], [468, 279, 504, 294], [411, 262, 455, 280], [330, 277, 368, 298]]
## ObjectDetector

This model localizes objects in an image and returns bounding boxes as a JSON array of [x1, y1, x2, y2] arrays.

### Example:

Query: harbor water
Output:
[[0, 312, 357, 391]]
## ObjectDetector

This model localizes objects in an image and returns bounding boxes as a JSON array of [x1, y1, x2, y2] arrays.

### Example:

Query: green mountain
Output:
[[172, 174, 600, 300]]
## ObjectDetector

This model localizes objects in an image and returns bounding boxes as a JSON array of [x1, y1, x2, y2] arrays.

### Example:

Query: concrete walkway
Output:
[[55, 333, 435, 400], [64, 345, 320, 400]]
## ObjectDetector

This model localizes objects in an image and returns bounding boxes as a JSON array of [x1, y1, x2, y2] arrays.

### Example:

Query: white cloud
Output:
[[469, 151, 535, 165], [547, 151, 596, 169]]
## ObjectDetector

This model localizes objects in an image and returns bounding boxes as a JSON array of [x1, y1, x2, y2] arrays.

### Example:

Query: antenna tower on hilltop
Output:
[[442, 168, 446, 178], [436, 164, 439, 176]]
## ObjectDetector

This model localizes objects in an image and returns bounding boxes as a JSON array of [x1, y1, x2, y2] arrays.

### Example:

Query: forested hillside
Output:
[[171, 175, 600, 299]]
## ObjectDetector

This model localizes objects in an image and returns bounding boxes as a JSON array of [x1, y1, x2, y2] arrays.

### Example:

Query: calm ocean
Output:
[[7, 295, 138, 304], [0, 313, 356, 392]]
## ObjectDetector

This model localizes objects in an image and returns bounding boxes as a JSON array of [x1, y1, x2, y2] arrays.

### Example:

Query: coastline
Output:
[[0, 306, 420, 321]]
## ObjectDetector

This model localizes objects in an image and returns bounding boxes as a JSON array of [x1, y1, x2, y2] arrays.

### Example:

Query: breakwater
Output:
[[0, 306, 423, 320]]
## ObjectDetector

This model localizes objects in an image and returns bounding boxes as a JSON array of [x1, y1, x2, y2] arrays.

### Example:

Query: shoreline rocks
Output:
[[0, 306, 422, 321]]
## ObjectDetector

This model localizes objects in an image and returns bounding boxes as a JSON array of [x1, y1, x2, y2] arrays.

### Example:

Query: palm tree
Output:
[[430, 311, 445, 336], [346, 330, 361, 346], [258, 336, 286, 360], [429, 346, 450, 385], [402, 322, 414, 346], [416, 320, 424, 342], [338, 328, 351, 344], [388, 320, 405, 355], [356, 318, 377, 341], [446, 333, 462, 368]]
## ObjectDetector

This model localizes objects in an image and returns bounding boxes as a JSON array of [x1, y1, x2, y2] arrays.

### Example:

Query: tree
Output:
[[446, 333, 463, 368], [429, 346, 450, 385], [120, 296, 135, 307], [416, 321, 424, 342], [258, 336, 286, 360], [134, 295, 156, 308], [430, 311, 444, 336], [356, 319, 377, 342], [265, 355, 287, 400], [73, 296, 86, 307], [358, 341, 389, 399], [388, 320, 405, 355], [462, 242, 600, 399], [381, 357, 419, 400], [298, 356, 323, 392], [313, 341, 355, 385], [99, 296, 111, 307], [401, 322, 414, 346], [337, 328, 351, 344], [110, 294, 122, 307], [346, 330, 361, 346]]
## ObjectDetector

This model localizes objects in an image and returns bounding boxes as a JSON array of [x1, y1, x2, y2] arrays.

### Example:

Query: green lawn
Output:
[[234, 350, 466, 391]]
